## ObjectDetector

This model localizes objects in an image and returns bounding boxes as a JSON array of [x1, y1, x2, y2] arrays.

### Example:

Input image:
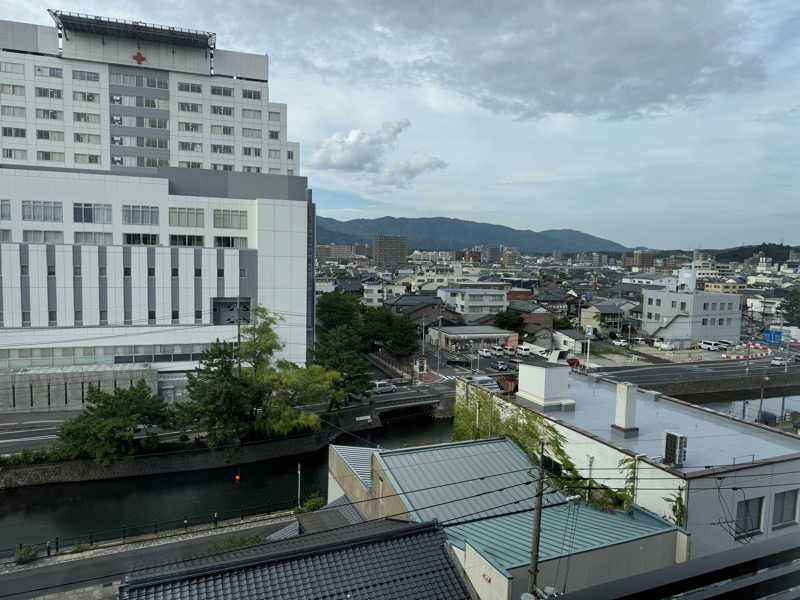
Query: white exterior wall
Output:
[[1, 243, 22, 327], [28, 244, 48, 327], [642, 289, 741, 347], [178, 248, 194, 324], [154, 246, 171, 324], [54, 245, 74, 326], [223, 249, 239, 297], [130, 246, 148, 325], [106, 246, 124, 325], [81, 245, 100, 326], [201, 248, 217, 324]]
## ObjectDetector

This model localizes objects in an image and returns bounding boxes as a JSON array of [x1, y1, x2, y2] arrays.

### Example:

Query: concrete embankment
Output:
[[647, 371, 800, 401]]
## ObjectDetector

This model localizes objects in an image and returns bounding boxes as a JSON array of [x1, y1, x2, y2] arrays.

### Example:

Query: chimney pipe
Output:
[[612, 382, 639, 438]]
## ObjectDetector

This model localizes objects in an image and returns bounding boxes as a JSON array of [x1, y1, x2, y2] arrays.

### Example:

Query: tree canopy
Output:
[[316, 291, 361, 330], [782, 290, 800, 327], [58, 380, 170, 465], [313, 325, 372, 401], [494, 310, 524, 331], [361, 307, 419, 356]]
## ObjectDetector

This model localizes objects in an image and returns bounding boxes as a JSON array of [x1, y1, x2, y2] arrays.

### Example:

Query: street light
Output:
[[757, 376, 770, 424]]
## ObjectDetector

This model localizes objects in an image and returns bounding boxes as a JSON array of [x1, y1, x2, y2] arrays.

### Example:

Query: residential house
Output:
[[507, 300, 553, 333], [437, 287, 509, 320], [328, 438, 687, 598], [454, 363, 800, 558], [552, 329, 588, 354], [361, 277, 407, 307]]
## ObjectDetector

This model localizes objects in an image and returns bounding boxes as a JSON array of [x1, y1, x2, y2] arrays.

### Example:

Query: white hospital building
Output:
[[0, 11, 314, 398]]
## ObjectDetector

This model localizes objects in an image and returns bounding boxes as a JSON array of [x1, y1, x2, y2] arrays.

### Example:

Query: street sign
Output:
[[764, 330, 783, 345]]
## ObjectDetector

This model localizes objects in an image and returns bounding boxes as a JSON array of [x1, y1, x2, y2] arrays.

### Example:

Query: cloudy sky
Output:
[[9, 1, 800, 248]]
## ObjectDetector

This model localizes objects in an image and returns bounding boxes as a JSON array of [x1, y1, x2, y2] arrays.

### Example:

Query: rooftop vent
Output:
[[611, 381, 639, 438]]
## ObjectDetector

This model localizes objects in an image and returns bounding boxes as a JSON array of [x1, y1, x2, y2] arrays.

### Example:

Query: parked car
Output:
[[718, 340, 735, 350], [770, 357, 788, 367], [612, 339, 628, 347], [566, 358, 580, 367], [491, 345, 504, 356], [446, 357, 470, 367], [660, 342, 675, 351], [795, 354, 800, 363], [372, 381, 397, 394], [490, 361, 508, 371], [478, 348, 493, 358]]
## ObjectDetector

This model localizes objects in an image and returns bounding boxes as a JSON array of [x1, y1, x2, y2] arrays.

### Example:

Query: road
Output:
[[0, 520, 289, 599], [595, 357, 800, 386]]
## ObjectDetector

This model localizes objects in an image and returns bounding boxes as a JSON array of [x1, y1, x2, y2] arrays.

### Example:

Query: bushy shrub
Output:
[[14, 545, 38, 564]]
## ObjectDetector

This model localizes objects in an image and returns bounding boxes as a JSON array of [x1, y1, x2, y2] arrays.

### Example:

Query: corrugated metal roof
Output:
[[375, 438, 564, 523], [331, 445, 377, 488], [445, 505, 677, 576]]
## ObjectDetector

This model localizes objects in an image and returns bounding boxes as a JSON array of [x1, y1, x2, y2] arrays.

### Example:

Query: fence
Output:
[[0, 493, 303, 564]]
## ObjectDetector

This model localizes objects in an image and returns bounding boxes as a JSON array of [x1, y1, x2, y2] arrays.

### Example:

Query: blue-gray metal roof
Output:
[[375, 437, 565, 523], [331, 444, 377, 488], [446, 504, 678, 576]]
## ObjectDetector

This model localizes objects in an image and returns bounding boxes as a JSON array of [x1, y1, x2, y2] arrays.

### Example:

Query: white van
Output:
[[700, 340, 722, 351], [491, 345, 504, 356], [517, 344, 532, 356]]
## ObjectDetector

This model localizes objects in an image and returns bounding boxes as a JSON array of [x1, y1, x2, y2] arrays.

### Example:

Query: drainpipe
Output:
[[633, 454, 646, 504]]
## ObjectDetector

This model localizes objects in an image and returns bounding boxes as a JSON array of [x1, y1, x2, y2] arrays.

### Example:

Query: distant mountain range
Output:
[[316, 216, 627, 253]]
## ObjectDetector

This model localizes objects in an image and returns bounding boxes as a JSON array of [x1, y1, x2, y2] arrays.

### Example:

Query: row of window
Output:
[[0, 63, 97, 81], [110, 72, 168, 89], [0, 229, 249, 248], [0, 150, 100, 164], [110, 94, 169, 109], [2, 102, 99, 119], [177, 82, 263, 100], [646, 297, 737, 312], [111, 156, 170, 168], [736, 489, 798, 536], [175, 162, 282, 173], [110, 135, 167, 148]]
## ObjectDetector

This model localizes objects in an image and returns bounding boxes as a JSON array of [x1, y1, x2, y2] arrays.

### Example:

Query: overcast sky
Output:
[[9, 1, 800, 249]]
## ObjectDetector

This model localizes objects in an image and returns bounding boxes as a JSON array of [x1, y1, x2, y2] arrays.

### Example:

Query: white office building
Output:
[[0, 12, 314, 385]]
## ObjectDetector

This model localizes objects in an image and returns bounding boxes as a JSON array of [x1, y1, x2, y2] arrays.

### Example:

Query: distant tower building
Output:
[[633, 250, 655, 268], [373, 235, 407, 266], [482, 245, 501, 264], [500, 248, 519, 267]]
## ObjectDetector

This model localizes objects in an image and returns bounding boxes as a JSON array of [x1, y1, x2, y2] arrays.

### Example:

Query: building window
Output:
[[74, 266, 81, 277], [211, 105, 233, 116], [0, 84, 25, 96], [169, 207, 204, 227], [74, 132, 101, 144], [217, 268, 224, 278], [124, 233, 159, 245], [177, 82, 202, 93], [100, 310, 108, 324], [210, 144, 233, 154], [74, 154, 101, 165], [99, 266, 106, 277], [269, 130, 279, 140], [47, 265, 55, 276], [243, 146, 262, 157], [179, 141, 203, 152], [35, 109, 63, 121], [2, 127, 25, 138], [211, 86, 233, 97], [726, 318, 732, 326], [1, 105, 25, 117], [680, 301, 686, 311], [0, 230, 9, 242], [178, 102, 202, 113], [75, 231, 113, 245], [268, 149, 280, 159], [646, 312, 652, 320], [1, 61, 24, 74], [195, 309, 202, 321], [171, 268, 179, 277], [147, 267, 156, 277], [23, 201, 62, 222], [239, 268, 247, 278], [122, 205, 159, 225], [73, 203, 112, 224], [178, 122, 202, 133], [287, 150, 294, 160], [124, 267, 131, 277], [703, 302, 709, 310], [702, 318, 708, 326], [211, 164, 233, 171], [2, 148, 26, 160], [243, 166, 261, 173], [73, 112, 101, 124], [0, 199, 9, 220], [268, 111, 280, 121], [654, 313, 660, 320], [242, 89, 262, 100], [242, 108, 261, 120], [72, 70, 99, 82], [287, 169, 294, 175], [736, 496, 763, 536], [48, 310, 57, 325], [655, 298, 661, 307], [22, 230, 64, 243], [169, 234, 204, 247], [22, 311, 30, 326], [213, 209, 247, 229], [773, 490, 798, 527], [148, 310, 156, 324], [35, 66, 62, 78], [214, 236, 248, 248], [268, 168, 281, 174], [72, 91, 99, 103], [178, 161, 202, 168], [242, 128, 261, 138], [210, 125, 233, 135], [20, 264, 28, 275], [36, 129, 64, 141]]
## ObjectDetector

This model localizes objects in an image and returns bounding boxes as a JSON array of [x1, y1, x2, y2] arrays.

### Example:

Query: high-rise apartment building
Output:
[[373, 235, 407, 266], [0, 12, 314, 376], [632, 250, 654, 268]]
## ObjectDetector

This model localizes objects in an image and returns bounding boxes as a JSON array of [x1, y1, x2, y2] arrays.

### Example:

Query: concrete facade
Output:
[[642, 289, 741, 348]]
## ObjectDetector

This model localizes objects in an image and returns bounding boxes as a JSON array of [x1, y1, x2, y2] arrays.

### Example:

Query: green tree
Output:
[[58, 380, 169, 465], [553, 317, 573, 330], [360, 307, 393, 350], [384, 314, 419, 356], [240, 306, 283, 374], [316, 291, 361, 330], [361, 308, 419, 357], [177, 341, 261, 447], [494, 310, 524, 331], [781, 290, 800, 327], [314, 325, 372, 400]]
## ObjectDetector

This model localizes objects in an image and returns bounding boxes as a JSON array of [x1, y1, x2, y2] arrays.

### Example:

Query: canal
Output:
[[0, 413, 453, 554]]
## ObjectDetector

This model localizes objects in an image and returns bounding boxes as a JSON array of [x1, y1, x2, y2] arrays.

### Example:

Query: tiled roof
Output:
[[446, 505, 678, 576], [375, 438, 564, 524], [119, 520, 473, 600], [331, 444, 377, 488]]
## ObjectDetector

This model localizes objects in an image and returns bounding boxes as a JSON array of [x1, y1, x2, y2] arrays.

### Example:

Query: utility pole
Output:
[[528, 441, 546, 595]]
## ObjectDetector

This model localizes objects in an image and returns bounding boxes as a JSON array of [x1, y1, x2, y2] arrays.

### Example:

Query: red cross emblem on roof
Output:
[[132, 51, 146, 65]]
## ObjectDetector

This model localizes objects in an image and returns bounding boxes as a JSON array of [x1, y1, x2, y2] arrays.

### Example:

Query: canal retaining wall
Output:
[[0, 427, 337, 491], [644, 371, 800, 400]]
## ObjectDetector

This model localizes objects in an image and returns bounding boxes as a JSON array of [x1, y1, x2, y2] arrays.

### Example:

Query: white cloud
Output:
[[307, 119, 410, 172], [373, 154, 449, 188]]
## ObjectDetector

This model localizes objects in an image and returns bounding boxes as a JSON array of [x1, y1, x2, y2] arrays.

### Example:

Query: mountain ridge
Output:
[[316, 216, 627, 253]]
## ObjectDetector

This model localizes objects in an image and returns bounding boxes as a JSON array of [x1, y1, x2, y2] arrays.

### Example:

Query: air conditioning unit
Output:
[[662, 431, 687, 466]]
